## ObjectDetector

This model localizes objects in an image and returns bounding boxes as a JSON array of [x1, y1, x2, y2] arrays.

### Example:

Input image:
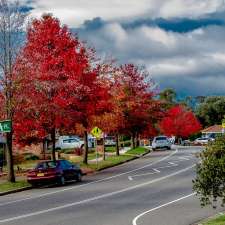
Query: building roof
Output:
[[202, 125, 223, 133]]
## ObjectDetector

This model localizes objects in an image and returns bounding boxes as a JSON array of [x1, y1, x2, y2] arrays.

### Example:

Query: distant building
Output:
[[201, 125, 223, 138]]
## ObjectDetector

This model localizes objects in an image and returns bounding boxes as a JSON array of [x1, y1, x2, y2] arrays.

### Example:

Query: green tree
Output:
[[196, 96, 225, 127], [193, 135, 225, 207], [159, 88, 176, 109]]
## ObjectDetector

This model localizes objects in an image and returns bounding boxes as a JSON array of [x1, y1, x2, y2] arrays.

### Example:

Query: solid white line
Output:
[[0, 149, 178, 207], [132, 193, 196, 225], [0, 164, 194, 223]]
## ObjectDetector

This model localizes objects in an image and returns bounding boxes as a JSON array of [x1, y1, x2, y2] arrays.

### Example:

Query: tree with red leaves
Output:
[[112, 64, 161, 149], [67, 68, 111, 164], [14, 14, 95, 161], [160, 105, 201, 139], [15, 14, 110, 163]]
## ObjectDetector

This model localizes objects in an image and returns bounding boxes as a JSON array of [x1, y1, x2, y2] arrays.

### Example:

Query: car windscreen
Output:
[[155, 137, 167, 141], [63, 139, 78, 143], [105, 136, 115, 140], [35, 161, 58, 169]]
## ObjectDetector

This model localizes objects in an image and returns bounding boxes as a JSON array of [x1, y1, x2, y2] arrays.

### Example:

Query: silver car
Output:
[[152, 136, 172, 150]]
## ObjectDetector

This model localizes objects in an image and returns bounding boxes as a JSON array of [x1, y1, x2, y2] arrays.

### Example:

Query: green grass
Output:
[[0, 180, 31, 193], [203, 214, 225, 225], [80, 155, 134, 170], [126, 147, 150, 155], [88, 152, 102, 160], [105, 146, 116, 152]]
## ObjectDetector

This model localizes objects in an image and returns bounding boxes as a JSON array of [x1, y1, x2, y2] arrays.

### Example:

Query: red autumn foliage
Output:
[[14, 14, 111, 163], [14, 14, 89, 146], [159, 105, 202, 138], [110, 64, 162, 146]]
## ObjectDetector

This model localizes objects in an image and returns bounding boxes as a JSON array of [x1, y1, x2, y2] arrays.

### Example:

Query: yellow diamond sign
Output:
[[91, 127, 103, 139]]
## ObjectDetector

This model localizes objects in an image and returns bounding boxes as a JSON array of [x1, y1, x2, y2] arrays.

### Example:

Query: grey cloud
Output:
[[75, 21, 225, 96], [29, 0, 225, 27]]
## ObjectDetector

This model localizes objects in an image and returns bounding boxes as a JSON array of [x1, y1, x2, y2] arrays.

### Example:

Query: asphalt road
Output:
[[0, 146, 223, 225]]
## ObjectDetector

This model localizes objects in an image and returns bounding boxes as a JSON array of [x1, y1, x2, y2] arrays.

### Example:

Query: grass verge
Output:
[[81, 154, 135, 170], [0, 180, 31, 193], [126, 147, 150, 155], [81, 147, 150, 171], [203, 214, 225, 225], [105, 146, 116, 152]]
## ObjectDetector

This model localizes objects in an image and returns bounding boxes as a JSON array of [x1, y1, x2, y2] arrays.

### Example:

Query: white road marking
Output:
[[128, 156, 192, 181], [0, 164, 195, 223], [132, 193, 196, 225], [0, 149, 178, 207]]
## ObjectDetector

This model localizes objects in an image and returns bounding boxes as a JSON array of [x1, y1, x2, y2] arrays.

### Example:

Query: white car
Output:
[[55, 136, 84, 150], [194, 137, 212, 145], [104, 136, 116, 146], [152, 136, 172, 150]]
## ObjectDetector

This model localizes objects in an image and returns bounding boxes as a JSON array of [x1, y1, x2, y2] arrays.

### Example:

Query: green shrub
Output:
[[24, 153, 39, 161], [193, 135, 225, 207], [189, 132, 202, 141]]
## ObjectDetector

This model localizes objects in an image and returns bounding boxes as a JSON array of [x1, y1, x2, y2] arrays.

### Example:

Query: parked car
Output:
[[194, 137, 213, 145], [27, 160, 83, 187], [152, 136, 172, 150], [104, 136, 116, 146], [55, 136, 84, 150]]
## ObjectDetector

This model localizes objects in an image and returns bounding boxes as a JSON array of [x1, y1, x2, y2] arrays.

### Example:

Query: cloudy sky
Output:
[[24, 0, 225, 97]]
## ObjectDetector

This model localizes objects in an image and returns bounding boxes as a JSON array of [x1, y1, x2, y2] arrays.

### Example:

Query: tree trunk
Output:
[[103, 140, 106, 161], [115, 133, 120, 156], [6, 132, 15, 182], [136, 133, 140, 147], [51, 128, 56, 162], [131, 132, 136, 149], [42, 139, 46, 160], [83, 130, 88, 164]]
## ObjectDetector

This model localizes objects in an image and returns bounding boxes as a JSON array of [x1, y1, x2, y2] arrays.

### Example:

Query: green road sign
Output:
[[91, 127, 103, 139], [0, 120, 11, 133]]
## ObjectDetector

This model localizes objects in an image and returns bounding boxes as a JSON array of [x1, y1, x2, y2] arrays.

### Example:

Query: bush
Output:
[[24, 153, 40, 161], [13, 154, 25, 164], [193, 135, 225, 207], [189, 132, 202, 141], [122, 140, 131, 147], [74, 148, 83, 156]]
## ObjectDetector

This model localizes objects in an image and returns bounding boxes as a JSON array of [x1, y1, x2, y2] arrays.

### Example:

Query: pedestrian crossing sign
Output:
[[91, 127, 103, 139]]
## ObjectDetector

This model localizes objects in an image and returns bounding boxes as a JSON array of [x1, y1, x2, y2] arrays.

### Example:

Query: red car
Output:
[[27, 160, 83, 187]]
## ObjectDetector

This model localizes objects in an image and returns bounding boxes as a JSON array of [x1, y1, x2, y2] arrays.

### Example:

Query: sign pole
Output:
[[95, 138, 98, 169]]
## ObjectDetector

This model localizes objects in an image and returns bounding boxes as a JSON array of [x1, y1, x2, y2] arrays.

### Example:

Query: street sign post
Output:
[[0, 120, 11, 133], [91, 127, 103, 169]]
